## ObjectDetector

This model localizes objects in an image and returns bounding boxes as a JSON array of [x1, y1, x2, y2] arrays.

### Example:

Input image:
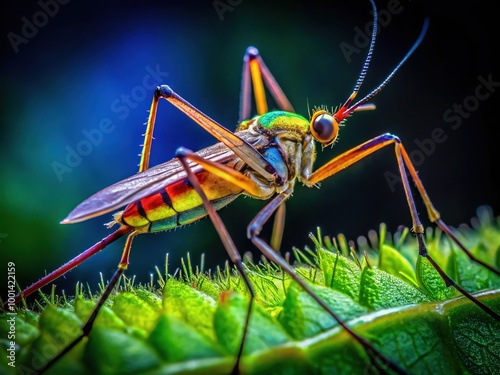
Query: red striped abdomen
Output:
[[121, 171, 242, 232]]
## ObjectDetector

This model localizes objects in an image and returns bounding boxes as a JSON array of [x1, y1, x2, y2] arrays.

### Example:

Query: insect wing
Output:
[[62, 142, 238, 224]]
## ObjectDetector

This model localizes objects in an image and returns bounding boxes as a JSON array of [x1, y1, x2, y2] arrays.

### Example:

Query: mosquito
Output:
[[7, 0, 499, 373]]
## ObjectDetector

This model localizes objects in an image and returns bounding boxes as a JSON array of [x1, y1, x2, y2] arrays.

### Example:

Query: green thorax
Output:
[[238, 111, 309, 134]]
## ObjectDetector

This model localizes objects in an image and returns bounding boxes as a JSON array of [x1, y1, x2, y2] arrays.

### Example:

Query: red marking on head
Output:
[[334, 106, 349, 122]]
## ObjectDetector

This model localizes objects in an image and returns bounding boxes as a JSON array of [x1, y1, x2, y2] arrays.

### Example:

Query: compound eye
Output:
[[310, 112, 339, 145]]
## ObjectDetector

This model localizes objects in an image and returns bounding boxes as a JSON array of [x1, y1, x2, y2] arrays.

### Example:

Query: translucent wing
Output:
[[63, 129, 266, 224]]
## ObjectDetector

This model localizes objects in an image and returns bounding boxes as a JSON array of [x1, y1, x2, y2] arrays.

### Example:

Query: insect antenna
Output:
[[339, 0, 379, 113], [345, 17, 430, 116]]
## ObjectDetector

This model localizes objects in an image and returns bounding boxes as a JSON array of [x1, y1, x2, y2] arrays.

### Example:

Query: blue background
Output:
[[1, 0, 499, 300]]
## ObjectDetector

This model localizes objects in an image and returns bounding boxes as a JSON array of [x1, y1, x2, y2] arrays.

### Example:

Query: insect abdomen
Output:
[[121, 171, 242, 232]]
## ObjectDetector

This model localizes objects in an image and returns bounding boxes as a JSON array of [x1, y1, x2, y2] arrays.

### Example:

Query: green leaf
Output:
[[359, 266, 430, 310], [0, 312, 39, 347], [416, 256, 459, 301], [353, 303, 462, 373], [148, 313, 223, 362], [279, 281, 368, 339], [162, 278, 217, 341], [112, 292, 161, 333], [74, 297, 126, 332], [318, 248, 361, 300], [449, 249, 500, 292], [28, 305, 86, 374], [4, 209, 500, 375], [85, 327, 161, 375], [379, 244, 418, 287], [214, 291, 290, 355], [447, 291, 500, 374]]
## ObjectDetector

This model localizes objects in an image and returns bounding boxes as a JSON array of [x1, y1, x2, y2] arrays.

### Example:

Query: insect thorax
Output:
[[242, 111, 316, 191]]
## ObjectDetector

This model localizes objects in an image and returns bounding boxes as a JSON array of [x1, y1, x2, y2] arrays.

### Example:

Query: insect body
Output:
[[67, 110, 311, 232], [121, 112, 306, 229], [7, 0, 500, 374]]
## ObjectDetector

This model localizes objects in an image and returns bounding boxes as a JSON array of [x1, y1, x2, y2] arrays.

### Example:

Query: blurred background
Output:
[[1, 0, 499, 299]]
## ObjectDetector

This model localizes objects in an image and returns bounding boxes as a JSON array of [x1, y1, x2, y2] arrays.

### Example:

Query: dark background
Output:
[[1, 0, 499, 300]]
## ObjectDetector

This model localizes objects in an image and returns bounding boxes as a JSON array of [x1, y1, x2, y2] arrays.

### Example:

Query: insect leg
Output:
[[270, 203, 286, 252], [175, 146, 407, 374], [3, 225, 133, 308], [397, 145, 500, 275], [307, 133, 500, 321], [154, 85, 281, 183], [175, 147, 257, 374], [174, 147, 268, 197], [138, 87, 162, 172], [175, 146, 287, 255], [139, 45, 294, 175], [246, 191, 408, 375], [239, 47, 292, 251], [239, 46, 294, 121], [37, 230, 139, 373]]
